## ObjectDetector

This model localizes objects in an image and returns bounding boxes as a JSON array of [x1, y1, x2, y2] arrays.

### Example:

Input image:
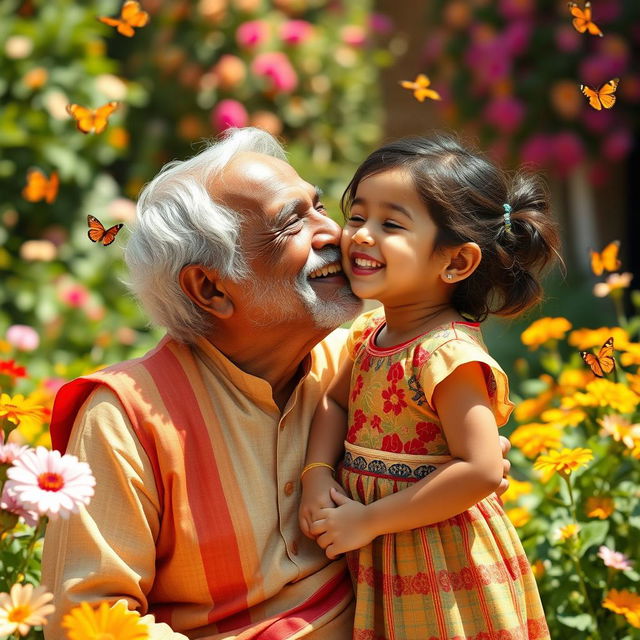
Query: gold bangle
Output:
[[300, 462, 335, 480]]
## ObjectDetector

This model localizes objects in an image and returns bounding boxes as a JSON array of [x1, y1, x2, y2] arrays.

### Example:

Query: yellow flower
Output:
[[568, 326, 630, 351], [627, 371, 640, 396], [0, 393, 48, 433], [511, 423, 562, 458], [514, 391, 554, 422], [586, 496, 614, 519], [501, 478, 533, 504], [557, 368, 593, 393], [531, 559, 545, 579], [599, 414, 640, 448], [533, 447, 593, 482], [541, 407, 587, 428], [521, 317, 572, 350], [62, 600, 149, 640], [0, 583, 55, 637], [506, 507, 531, 527], [557, 523, 580, 541], [602, 589, 640, 628], [620, 343, 640, 367], [571, 379, 640, 414], [594, 272, 633, 298]]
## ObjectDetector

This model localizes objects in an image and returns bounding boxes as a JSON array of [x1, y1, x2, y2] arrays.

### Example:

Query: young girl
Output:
[[299, 135, 558, 639]]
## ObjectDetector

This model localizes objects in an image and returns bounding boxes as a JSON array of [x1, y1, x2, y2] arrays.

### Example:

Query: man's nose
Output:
[[311, 213, 342, 249]]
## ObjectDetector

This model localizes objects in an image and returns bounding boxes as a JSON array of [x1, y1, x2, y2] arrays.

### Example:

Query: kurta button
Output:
[[291, 540, 299, 555], [284, 481, 294, 496]]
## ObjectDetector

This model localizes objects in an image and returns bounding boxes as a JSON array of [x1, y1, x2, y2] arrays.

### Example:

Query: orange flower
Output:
[[600, 414, 640, 448], [506, 507, 531, 528], [602, 589, 640, 628], [0, 393, 48, 434], [511, 423, 562, 458], [521, 317, 572, 350], [557, 368, 593, 393], [541, 407, 587, 428], [557, 523, 580, 541], [620, 343, 640, 367], [571, 379, 639, 414], [531, 559, 545, 579], [514, 390, 554, 422], [586, 496, 614, 519], [501, 478, 533, 504], [568, 326, 630, 351], [533, 447, 593, 481]]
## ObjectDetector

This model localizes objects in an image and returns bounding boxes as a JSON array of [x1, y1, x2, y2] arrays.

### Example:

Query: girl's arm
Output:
[[310, 361, 504, 557], [298, 357, 353, 538]]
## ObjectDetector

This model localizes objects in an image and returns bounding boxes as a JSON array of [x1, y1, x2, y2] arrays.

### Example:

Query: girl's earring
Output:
[[445, 273, 454, 280]]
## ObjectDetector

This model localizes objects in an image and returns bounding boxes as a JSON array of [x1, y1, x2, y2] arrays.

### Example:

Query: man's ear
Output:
[[440, 242, 482, 283], [179, 265, 234, 319]]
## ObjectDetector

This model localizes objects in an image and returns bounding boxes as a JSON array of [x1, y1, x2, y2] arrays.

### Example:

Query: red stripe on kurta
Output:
[[144, 344, 252, 628]]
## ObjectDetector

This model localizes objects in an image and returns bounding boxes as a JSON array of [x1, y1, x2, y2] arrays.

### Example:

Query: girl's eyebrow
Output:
[[351, 196, 413, 220]]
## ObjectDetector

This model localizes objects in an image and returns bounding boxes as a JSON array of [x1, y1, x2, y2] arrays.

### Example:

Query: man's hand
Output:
[[309, 488, 375, 559], [298, 468, 346, 539], [496, 434, 511, 496]]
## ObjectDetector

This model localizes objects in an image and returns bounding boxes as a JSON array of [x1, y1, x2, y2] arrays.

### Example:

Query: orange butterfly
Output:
[[66, 102, 119, 134], [400, 74, 441, 103], [98, 0, 149, 37], [590, 240, 621, 276], [568, 2, 603, 37], [581, 337, 615, 378], [87, 215, 124, 246], [580, 78, 619, 110], [22, 169, 59, 203]]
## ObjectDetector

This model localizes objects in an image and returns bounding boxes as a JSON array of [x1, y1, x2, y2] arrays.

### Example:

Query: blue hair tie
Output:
[[503, 203, 512, 231]]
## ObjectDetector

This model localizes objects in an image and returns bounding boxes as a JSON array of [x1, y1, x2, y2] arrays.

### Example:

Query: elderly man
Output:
[[43, 127, 510, 639]]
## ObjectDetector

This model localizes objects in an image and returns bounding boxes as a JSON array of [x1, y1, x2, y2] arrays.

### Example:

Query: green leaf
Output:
[[556, 612, 593, 631], [577, 521, 609, 557]]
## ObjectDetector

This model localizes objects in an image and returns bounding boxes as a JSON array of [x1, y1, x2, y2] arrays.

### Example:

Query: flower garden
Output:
[[1, 0, 640, 638]]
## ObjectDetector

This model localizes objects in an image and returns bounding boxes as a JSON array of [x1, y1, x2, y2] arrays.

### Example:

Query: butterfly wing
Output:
[[590, 249, 604, 276], [580, 84, 603, 110], [122, 0, 149, 27], [597, 78, 619, 109], [91, 101, 119, 134], [600, 240, 621, 273], [87, 215, 106, 243], [101, 224, 124, 246], [22, 169, 47, 202], [67, 103, 97, 133], [569, 3, 588, 33], [45, 171, 59, 203], [581, 352, 604, 377], [596, 337, 615, 374]]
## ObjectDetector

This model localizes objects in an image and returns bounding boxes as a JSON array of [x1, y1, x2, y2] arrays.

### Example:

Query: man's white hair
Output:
[[124, 127, 287, 343]]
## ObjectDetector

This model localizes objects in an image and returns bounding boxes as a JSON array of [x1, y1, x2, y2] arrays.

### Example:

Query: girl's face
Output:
[[340, 167, 450, 307]]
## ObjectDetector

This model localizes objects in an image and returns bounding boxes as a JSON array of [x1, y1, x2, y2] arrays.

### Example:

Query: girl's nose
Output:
[[352, 227, 374, 246]]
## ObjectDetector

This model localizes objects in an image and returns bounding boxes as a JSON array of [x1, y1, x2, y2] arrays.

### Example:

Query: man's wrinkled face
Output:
[[215, 152, 362, 328]]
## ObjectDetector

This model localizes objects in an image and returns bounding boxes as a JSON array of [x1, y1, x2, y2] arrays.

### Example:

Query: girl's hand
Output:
[[298, 470, 346, 539], [309, 488, 376, 559]]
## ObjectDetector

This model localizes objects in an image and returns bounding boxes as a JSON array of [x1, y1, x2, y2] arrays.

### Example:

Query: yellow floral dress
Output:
[[339, 309, 549, 640]]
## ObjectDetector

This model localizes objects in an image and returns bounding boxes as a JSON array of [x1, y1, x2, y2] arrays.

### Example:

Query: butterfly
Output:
[[66, 102, 119, 134], [400, 74, 441, 103], [580, 78, 619, 111], [590, 240, 621, 276], [581, 337, 615, 378], [87, 215, 124, 246], [568, 2, 603, 37], [98, 0, 149, 37], [22, 169, 59, 203]]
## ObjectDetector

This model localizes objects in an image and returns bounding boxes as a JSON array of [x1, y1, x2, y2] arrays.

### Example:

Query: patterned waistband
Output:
[[342, 441, 453, 482]]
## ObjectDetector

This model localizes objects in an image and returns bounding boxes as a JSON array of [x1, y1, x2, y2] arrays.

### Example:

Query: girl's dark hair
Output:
[[341, 134, 562, 322]]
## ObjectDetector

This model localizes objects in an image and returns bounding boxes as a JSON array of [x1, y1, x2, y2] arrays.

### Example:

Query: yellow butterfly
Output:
[[568, 2, 603, 37], [400, 74, 441, 103], [22, 169, 59, 203], [66, 102, 119, 134], [590, 240, 621, 276], [98, 0, 149, 37], [580, 78, 619, 110]]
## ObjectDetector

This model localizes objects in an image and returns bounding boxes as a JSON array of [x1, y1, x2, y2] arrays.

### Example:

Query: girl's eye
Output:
[[346, 214, 365, 224], [383, 221, 404, 230]]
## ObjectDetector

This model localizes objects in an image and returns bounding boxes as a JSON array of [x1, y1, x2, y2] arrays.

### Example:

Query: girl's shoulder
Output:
[[346, 306, 385, 358]]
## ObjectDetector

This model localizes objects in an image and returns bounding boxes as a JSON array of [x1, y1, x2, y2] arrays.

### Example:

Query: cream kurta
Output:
[[42, 330, 354, 639]]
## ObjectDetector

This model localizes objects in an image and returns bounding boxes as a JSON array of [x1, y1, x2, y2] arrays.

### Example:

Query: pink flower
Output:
[[555, 26, 581, 53], [0, 441, 29, 465], [582, 107, 615, 134], [422, 31, 445, 64], [595, 0, 621, 22], [58, 282, 90, 308], [520, 134, 552, 168], [341, 25, 367, 47], [280, 20, 313, 45], [6, 325, 39, 352], [603, 129, 632, 161], [498, 0, 534, 19], [211, 99, 248, 132], [552, 132, 585, 176], [251, 52, 298, 93], [502, 21, 531, 56], [5, 446, 95, 519], [484, 96, 525, 134], [597, 545, 632, 570], [579, 54, 624, 87], [235, 20, 269, 48], [369, 13, 393, 35], [0, 485, 39, 527]]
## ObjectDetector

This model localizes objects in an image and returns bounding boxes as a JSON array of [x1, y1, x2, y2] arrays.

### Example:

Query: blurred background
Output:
[[0, 0, 638, 405]]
